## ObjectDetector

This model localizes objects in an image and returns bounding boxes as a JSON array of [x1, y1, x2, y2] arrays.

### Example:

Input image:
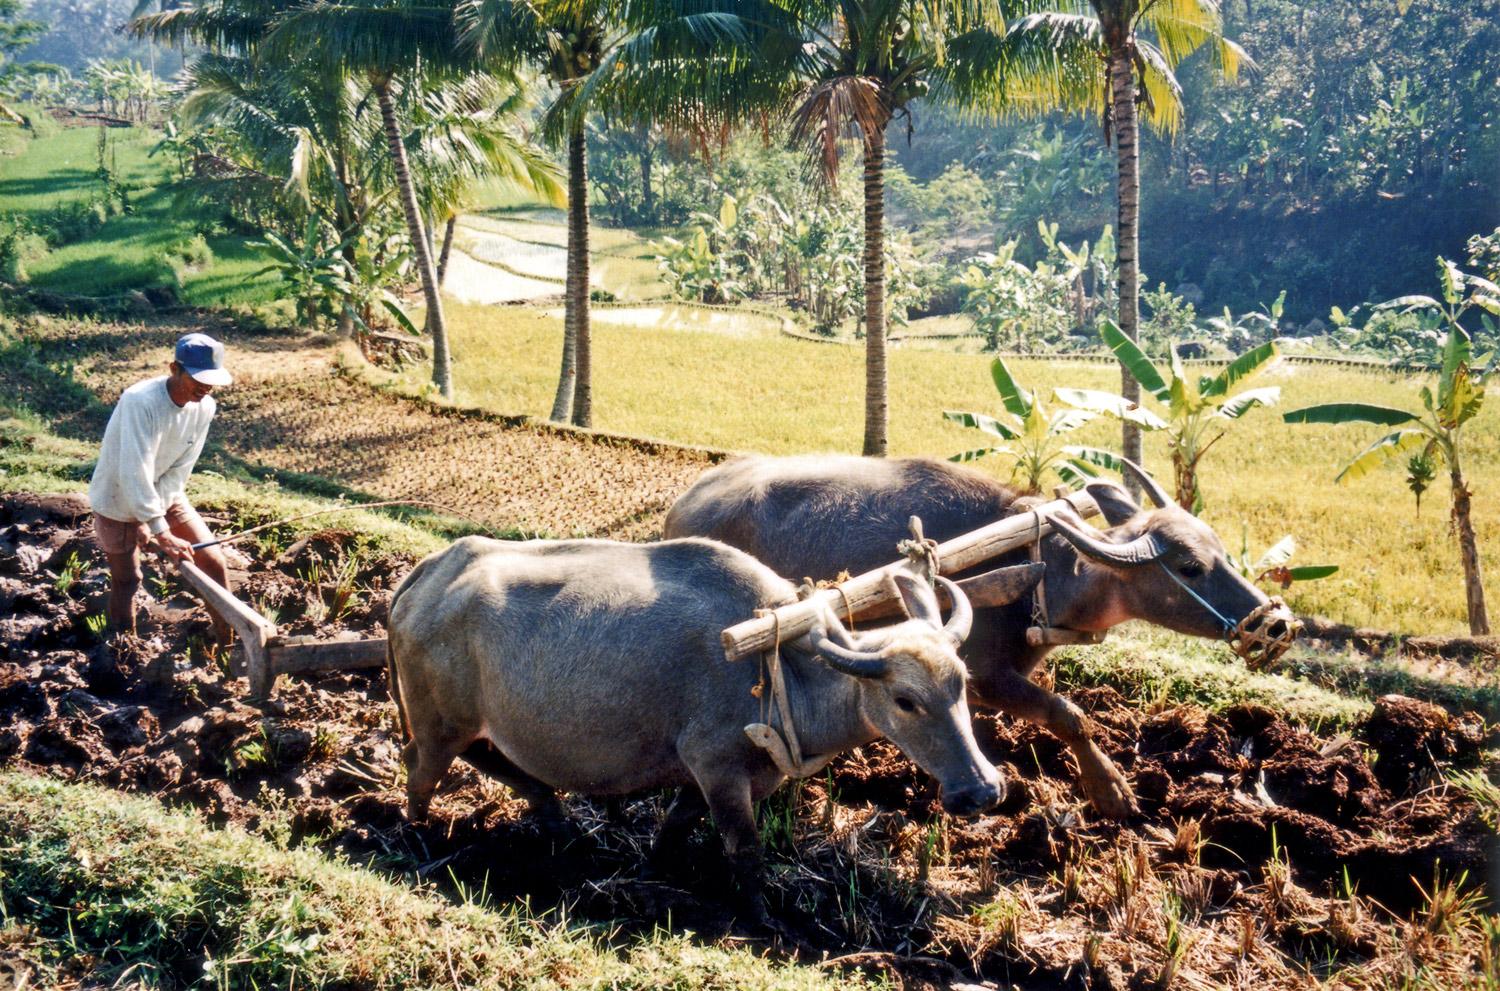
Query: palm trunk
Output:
[[861, 124, 888, 458], [569, 124, 593, 428], [1109, 42, 1143, 490], [332, 144, 358, 338], [437, 214, 455, 288], [375, 80, 452, 398], [1451, 467, 1490, 635], [639, 129, 655, 222], [550, 124, 588, 423]]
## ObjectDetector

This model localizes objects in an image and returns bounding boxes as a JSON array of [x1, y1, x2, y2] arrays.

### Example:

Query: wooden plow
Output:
[[172, 559, 386, 700], [177, 489, 1102, 701]]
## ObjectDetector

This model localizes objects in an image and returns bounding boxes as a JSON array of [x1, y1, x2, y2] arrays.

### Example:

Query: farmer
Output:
[[88, 333, 234, 644]]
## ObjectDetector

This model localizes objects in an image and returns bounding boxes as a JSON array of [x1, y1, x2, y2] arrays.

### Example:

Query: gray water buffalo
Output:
[[663, 456, 1298, 819], [386, 535, 1002, 907]]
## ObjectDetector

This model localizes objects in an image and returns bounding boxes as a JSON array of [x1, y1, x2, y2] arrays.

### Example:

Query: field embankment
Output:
[[0, 771, 853, 991]]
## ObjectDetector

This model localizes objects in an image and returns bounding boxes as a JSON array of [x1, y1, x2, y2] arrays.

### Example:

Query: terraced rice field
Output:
[[218, 373, 721, 540]]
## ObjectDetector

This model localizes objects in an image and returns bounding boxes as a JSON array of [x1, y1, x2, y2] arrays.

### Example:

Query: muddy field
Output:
[[2, 491, 1496, 989]]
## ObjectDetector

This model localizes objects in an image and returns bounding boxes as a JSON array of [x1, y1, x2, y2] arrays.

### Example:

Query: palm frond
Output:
[[788, 74, 886, 182], [1134, 39, 1183, 134]]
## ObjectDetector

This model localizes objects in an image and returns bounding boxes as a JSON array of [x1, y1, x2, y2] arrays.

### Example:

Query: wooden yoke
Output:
[[172, 558, 279, 699], [720, 490, 1100, 662]]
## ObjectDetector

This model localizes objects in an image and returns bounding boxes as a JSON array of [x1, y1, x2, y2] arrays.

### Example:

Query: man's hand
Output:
[[151, 531, 196, 563]]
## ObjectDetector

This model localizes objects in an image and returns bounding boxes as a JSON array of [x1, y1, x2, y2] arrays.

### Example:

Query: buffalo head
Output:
[[1043, 460, 1298, 667], [797, 573, 1003, 816]]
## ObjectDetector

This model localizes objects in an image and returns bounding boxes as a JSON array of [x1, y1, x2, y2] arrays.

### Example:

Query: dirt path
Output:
[[1, 491, 1493, 990]]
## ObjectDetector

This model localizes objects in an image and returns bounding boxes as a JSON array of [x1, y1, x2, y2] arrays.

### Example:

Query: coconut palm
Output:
[[403, 74, 565, 321], [133, 0, 367, 247], [257, 0, 473, 398], [136, 0, 558, 366], [461, 0, 765, 426], [583, 1, 1104, 455], [1015, 1, 1249, 477], [460, 0, 616, 425]]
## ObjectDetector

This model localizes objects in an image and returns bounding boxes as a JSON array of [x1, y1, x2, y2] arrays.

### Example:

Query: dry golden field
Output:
[[423, 301, 1500, 635]]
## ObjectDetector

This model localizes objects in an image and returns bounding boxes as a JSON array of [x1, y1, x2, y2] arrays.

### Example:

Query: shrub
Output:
[[170, 234, 215, 270], [0, 218, 48, 284]]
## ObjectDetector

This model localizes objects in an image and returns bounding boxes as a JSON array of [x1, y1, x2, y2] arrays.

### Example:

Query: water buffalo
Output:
[[663, 456, 1298, 818], [386, 535, 1002, 910]]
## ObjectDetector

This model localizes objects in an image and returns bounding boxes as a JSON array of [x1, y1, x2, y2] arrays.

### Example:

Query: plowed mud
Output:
[[2, 491, 1495, 989]]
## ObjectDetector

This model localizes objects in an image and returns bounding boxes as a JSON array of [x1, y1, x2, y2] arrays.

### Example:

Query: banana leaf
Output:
[[1048, 408, 1097, 435], [1334, 428, 1431, 483], [1203, 340, 1279, 398], [1375, 294, 1441, 311], [1100, 320, 1170, 404], [1282, 403, 1419, 426], [1215, 386, 1280, 419], [1438, 327, 1472, 419], [948, 445, 1010, 463], [1287, 565, 1339, 581], [1054, 387, 1168, 429], [943, 410, 1020, 441], [1061, 446, 1125, 473], [990, 357, 1032, 418]]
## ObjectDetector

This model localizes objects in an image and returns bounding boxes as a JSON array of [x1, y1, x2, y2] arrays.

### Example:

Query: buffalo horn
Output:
[[956, 562, 1045, 609], [1046, 512, 1167, 566], [811, 631, 889, 679], [1117, 456, 1172, 509], [935, 576, 973, 645]]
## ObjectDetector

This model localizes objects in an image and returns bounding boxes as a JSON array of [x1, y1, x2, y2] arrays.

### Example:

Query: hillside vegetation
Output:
[[0, 126, 277, 304]]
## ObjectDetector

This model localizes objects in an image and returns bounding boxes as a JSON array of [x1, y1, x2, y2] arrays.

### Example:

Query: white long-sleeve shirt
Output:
[[89, 376, 216, 535]]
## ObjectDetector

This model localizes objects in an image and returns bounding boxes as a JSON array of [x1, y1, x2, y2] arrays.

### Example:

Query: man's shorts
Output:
[[93, 501, 211, 556]]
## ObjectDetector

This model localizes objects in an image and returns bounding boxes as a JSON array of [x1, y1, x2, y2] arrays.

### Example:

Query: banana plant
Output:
[[1283, 257, 1499, 635], [1228, 525, 1338, 590], [943, 356, 1123, 494], [255, 214, 417, 336], [1057, 319, 1281, 513]]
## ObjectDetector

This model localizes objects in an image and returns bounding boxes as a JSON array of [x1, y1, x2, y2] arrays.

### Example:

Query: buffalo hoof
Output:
[[1081, 769, 1139, 819]]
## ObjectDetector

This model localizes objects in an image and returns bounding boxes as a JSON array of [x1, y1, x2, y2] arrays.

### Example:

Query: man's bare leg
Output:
[[104, 549, 143, 636]]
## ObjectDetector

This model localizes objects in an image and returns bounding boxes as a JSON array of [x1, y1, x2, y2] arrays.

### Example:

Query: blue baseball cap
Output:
[[175, 333, 233, 386]]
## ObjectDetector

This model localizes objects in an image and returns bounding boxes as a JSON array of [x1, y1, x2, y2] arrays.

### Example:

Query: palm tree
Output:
[[1, 0, 46, 126], [404, 74, 564, 326], [136, 0, 557, 366], [259, 0, 473, 398], [461, 0, 617, 426], [590, 1, 1100, 456], [1017, 1, 1248, 475], [462, 0, 754, 428]]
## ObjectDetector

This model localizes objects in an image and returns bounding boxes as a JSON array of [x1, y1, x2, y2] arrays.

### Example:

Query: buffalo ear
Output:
[[1085, 481, 1141, 527], [892, 571, 941, 626]]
